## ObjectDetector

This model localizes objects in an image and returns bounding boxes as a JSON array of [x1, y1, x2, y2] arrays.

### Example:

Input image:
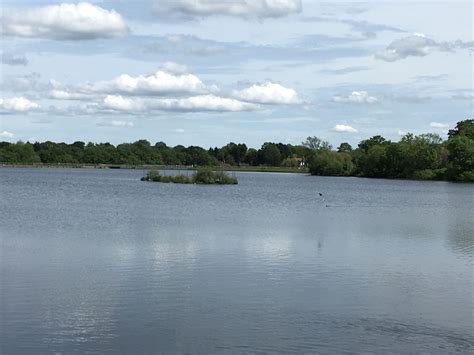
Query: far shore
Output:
[[0, 163, 308, 174]]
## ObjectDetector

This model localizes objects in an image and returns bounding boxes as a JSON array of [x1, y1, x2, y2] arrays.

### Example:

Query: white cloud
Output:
[[1, 2, 128, 40], [97, 120, 134, 127], [101, 94, 258, 112], [333, 124, 358, 133], [154, 0, 302, 19], [430, 122, 449, 129], [168, 95, 256, 111], [0, 97, 40, 112], [103, 95, 141, 111], [83, 71, 215, 96], [1, 52, 28, 66], [333, 91, 378, 104], [0, 131, 15, 138], [232, 82, 302, 105]]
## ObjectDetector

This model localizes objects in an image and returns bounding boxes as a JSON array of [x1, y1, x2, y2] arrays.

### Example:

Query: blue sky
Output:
[[1, 0, 472, 148]]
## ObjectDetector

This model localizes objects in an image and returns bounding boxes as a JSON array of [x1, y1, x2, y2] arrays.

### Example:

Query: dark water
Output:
[[1, 168, 473, 354]]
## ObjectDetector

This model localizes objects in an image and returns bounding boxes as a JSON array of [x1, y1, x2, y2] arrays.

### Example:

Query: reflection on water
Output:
[[0, 168, 473, 353]]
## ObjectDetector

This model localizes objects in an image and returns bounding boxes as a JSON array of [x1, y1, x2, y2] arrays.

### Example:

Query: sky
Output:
[[1, 0, 473, 148]]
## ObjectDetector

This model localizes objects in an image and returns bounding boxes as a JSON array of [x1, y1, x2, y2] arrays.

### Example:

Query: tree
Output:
[[259, 143, 281, 166], [337, 142, 353, 153], [245, 148, 258, 166], [358, 135, 388, 153], [302, 136, 332, 151], [448, 119, 474, 140], [447, 126, 474, 181], [184, 146, 217, 166], [308, 151, 353, 176], [0, 141, 41, 163]]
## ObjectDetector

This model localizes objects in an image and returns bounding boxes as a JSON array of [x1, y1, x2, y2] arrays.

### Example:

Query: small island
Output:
[[141, 168, 238, 185]]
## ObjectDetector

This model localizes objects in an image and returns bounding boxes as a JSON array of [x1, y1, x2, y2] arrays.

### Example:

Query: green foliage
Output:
[[259, 143, 282, 166], [412, 169, 447, 180], [193, 168, 238, 184], [308, 151, 353, 176], [141, 170, 163, 182], [0, 142, 41, 163], [337, 142, 353, 153], [302, 136, 332, 151], [141, 170, 193, 183], [447, 123, 474, 181], [281, 157, 300, 168], [448, 119, 474, 140], [245, 148, 258, 166], [350, 132, 450, 180], [141, 168, 237, 185]]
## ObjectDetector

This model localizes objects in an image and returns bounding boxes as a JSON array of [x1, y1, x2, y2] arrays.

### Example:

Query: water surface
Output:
[[1, 168, 473, 353]]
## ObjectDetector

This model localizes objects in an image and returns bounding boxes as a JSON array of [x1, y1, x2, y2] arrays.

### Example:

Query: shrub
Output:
[[141, 168, 237, 184], [193, 168, 238, 184], [141, 170, 162, 181]]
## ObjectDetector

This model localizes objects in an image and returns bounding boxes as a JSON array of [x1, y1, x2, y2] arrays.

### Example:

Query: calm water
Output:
[[1, 168, 473, 354]]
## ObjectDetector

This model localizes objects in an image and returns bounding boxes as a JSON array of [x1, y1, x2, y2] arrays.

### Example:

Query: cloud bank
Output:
[[81, 71, 215, 96], [153, 0, 302, 19], [101, 94, 258, 113]]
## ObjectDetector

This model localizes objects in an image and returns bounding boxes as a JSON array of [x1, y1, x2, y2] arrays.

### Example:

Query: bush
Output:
[[141, 168, 237, 184], [194, 168, 238, 184], [141, 170, 162, 181], [281, 157, 300, 168]]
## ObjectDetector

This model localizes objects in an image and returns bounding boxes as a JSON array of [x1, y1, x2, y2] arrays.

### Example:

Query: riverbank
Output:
[[0, 163, 308, 174]]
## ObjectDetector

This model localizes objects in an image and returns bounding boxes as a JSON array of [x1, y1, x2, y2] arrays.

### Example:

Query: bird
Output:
[[318, 192, 323, 196]]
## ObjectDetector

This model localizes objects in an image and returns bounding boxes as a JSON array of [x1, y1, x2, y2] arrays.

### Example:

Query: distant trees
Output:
[[0, 120, 472, 182], [351, 132, 449, 179], [447, 120, 474, 181], [0, 141, 40, 163]]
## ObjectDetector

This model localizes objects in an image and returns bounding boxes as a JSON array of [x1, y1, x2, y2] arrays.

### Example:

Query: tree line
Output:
[[1, 119, 472, 181]]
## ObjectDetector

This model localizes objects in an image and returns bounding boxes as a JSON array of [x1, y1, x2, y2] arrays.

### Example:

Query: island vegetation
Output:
[[141, 168, 238, 185], [1, 119, 472, 182]]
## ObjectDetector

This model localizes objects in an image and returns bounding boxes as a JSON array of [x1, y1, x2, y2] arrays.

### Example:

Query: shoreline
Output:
[[0, 163, 308, 174], [2, 163, 471, 183]]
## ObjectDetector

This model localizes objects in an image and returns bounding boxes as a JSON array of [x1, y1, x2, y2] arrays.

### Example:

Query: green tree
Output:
[[302, 136, 332, 151], [259, 143, 282, 166], [308, 151, 353, 176], [0, 141, 41, 163], [337, 142, 353, 153], [447, 121, 474, 181], [245, 148, 258, 166]]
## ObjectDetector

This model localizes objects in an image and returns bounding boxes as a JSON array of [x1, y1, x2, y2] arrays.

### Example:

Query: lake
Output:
[[1, 168, 473, 354]]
